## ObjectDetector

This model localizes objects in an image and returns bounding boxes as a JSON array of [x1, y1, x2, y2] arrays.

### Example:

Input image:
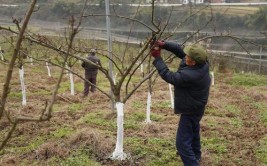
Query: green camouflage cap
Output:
[[184, 44, 208, 64]]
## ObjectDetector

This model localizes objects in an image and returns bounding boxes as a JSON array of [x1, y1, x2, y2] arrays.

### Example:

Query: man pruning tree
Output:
[[150, 40, 211, 166], [82, 49, 101, 97]]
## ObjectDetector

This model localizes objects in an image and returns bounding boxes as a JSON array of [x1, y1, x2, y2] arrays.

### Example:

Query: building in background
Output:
[[225, 0, 240, 2], [205, 0, 225, 3], [144, 0, 267, 4], [182, 0, 204, 4], [145, 0, 169, 3]]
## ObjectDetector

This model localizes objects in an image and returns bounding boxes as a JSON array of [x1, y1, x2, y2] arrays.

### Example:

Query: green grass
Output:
[[45, 150, 101, 166], [124, 112, 143, 130], [251, 102, 266, 110], [125, 137, 180, 166], [205, 107, 223, 117], [256, 135, 267, 164], [52, 103, 62, 112], [153, 100, 172, 109], [58, 81, 71, 93], [8, 92, 23, 98], [147, 151, 181, 166], [125, 137, 149, 157], [150, 113, 165, 122], [124, 120, 140, 130], [132, 101, 145, 110], [205, 116, 230, 128], [230, 117, 242, 128], [129, 111, 146, 122], [253, 102, 267, 126], [224, 104, 243, 128], [79, 112, 116, 130], [11, 137, 45, 154], [228, 73, 267, 87], [202, 137, 228, 154], [29, 65, 48, 73], [225, 104, 241, 116], [96, 73, 112, 90], [68, 103, 83, 113], [260, 110, 267, 127], [75, 82, 84, 92], [241, 95, 252, 102], [30, 89, 52, 96], [125, 111, 165, 130], [51, 127, 73, 138]]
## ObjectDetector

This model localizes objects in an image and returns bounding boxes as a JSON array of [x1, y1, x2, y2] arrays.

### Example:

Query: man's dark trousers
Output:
[[176, 110, 204, 166], [84, 72, 97, 96]]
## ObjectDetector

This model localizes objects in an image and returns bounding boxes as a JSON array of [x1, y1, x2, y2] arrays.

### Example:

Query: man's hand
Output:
[[150, 40, 165, 49], [155, 40, 165, 48], [150, 47, 161, 58]]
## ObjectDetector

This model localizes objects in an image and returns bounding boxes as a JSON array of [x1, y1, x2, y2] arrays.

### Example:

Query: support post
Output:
[[105, 0, 115, 111]]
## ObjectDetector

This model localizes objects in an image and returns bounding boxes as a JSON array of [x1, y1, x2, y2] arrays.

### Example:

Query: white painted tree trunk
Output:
[[210, 71, 214, 86], [145, 91, 152, 123], [68, 66, 75, 95], [113, 73, 117, 85], [65, 64, 69, 76], [77, 54, 82, 64], [169, 84, 174, 109], [111, 102, 127, 160], [0, 52, 4, 61], [19, 66, 27, 106], [46, 62, 51, 77], [0, 46, 3, 61], [140, 63, 144, 73], [30, 57, 33, 65]]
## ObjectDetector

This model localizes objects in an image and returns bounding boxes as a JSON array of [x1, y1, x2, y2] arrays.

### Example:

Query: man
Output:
[[150, 41, 211, 166], [81, 49, 101, 97]]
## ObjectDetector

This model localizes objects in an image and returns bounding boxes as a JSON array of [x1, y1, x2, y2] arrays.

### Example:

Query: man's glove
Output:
[[150, 47, 161, 58]]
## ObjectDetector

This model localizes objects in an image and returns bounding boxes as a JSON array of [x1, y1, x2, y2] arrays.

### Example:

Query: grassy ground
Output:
[[0, 60, 266, 166]]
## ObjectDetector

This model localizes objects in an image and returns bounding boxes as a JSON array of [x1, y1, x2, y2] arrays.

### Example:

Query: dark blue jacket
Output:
[[153, 41, 211, 114], [82, 54, 101, 75]]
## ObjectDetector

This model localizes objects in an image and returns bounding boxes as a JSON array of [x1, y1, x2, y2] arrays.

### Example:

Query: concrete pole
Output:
[[193, 0, 196, 42], [259, 46, 262, 74], [105, 0, 115, 111]]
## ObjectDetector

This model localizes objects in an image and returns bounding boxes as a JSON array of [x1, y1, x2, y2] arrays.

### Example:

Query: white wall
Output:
[[146, 0, 168, 3], [183, 0, 204, 4]]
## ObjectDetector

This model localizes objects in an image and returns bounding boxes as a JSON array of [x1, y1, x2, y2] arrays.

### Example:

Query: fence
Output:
[[210, 49, 267, 74]]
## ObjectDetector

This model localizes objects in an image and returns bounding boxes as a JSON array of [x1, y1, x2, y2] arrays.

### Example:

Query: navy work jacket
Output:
[[153, 41, 211, 114], [82, 55, 101, 75]]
